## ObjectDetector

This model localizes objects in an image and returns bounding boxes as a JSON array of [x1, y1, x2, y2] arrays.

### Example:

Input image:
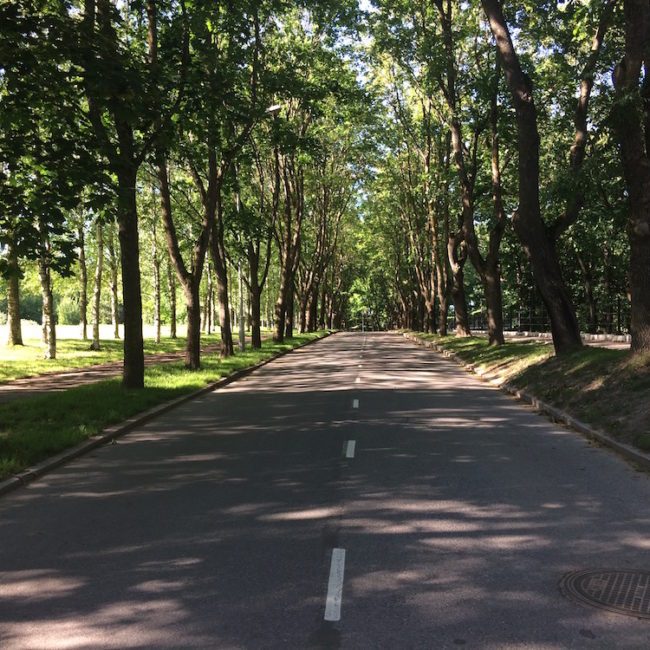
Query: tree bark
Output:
[[117, 169, 145, 387], [89, 219, 104, 351], [167, 258, 177, 339], [214, 265, 234, 356], [481, 0, 583, 355], [284, 281, 295, 339], [612, 0, 650, 352], [78, 226, 88, 340], [210, 217, 233, 357], [6, 238, 23, 346], [156, 154, 208, 369], [152, 220, 161, 344], [483, 264, 505, 345], [82, 0, 146, 387], [247, 244, 263, 348], [185, 283, 201, 369], [38, 230, 56, 360], [447, 232, 471, 337], [107, 224, 120, 339], [307, 284, 319, 332]]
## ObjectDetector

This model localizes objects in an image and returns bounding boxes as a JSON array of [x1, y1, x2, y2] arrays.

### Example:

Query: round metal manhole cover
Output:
[[560, 569, 650, 619]]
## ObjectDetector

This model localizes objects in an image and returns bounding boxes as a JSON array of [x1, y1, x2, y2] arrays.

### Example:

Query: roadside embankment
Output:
[[403, 331, 650, 467]]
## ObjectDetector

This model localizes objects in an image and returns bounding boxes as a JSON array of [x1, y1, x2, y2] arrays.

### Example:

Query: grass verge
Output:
[[409, 332, 650, 451], [0, 335, 224, 383], [0, 332, 326, 480]]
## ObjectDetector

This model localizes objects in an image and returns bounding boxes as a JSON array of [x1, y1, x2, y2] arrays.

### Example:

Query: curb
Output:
[[403, 332, 650, 472], [0, 331, 334, 498]]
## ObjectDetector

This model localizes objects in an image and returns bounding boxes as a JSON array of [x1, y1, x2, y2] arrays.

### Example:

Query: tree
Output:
[[479, 0, 614, 354], [612, 0, 650, 352], [1, 0, 87, 349], [77, 0, 184, 385]]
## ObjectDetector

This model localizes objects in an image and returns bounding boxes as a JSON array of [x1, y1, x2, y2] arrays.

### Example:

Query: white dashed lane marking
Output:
[[324, 548, 346, 622], [343, 440, 356, 458]]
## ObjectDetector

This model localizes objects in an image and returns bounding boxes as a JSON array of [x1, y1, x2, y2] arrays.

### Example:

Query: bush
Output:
[[58, 296, 80, 325], [21, 293, 42, 324]]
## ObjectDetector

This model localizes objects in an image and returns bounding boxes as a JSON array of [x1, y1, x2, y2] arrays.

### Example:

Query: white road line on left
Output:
[[324, 548, 346, 622], [352, 398, 359, 409]]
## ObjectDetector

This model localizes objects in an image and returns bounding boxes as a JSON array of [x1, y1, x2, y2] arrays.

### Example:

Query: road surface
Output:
[[1, 332, 649, 649]]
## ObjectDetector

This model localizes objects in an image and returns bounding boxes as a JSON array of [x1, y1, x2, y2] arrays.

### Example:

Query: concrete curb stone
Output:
[[403, 331, 650, 472], [0, 331, 334, 498]]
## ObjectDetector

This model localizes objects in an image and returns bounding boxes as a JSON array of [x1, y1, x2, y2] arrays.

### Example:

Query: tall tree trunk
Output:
[[212, 252, 233, 357], [203, 262, 213, 335], [603, 246, 613, 333], [212, 262, 232, 357], [248, 249, 263, 348], [577, 251, 598, 333], [184, 283, 201, 369], [6, 238, 23, 346], [284, 281, 295, 339], [156, 154, 207, 369], [107, 224, 120, 339], [38, 233, 56, 360], [612, 0, 650, 352], [448, 235, 471, 337], [436, 273, 449, 336], [274, 262, 289, 342], [307, 284, 319, 332], [152, 221, 161, 344], [483, 264, 505, 344], [481, 0, 582, 355], [483, 73, 507, 346], [250, 286, 262, 348], [117, 169, 145, 388], [211, 190, 234, 357], [83, 0, 146, 387], [299, 287, 308, 333], [167, 258, 177, 339], [78, 226, 88, 340], [451, 266, 470, 337], [90, 220, 104, 351]]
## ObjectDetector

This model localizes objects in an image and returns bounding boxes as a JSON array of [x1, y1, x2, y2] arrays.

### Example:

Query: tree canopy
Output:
[[1, 0, 648, 383]]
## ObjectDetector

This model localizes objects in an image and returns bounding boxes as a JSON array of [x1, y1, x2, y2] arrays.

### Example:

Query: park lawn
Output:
[[0, 332, 326, 480], [0, 334, 222, 383], [410, 332, 650, 451]]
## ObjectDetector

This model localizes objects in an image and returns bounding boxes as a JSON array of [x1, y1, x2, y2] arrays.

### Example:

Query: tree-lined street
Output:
[[3, 1, 650, 646], [1, 333, 649, 648]]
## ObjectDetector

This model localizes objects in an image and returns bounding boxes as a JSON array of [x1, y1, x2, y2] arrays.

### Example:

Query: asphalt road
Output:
[[1, 332, 650, 649]]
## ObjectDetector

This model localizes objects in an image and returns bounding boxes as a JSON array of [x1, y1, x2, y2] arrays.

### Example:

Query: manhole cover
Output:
[[560, 569, 650, 619]]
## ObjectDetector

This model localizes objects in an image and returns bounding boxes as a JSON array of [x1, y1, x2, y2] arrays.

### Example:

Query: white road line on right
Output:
[[324, 548, 346, 622], [352, 398, 359, 409], [344, 440, 356, 458]]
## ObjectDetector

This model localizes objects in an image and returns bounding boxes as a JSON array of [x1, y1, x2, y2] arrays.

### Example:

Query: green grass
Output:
[[409, 331, 650, 449], [0, 335, 223, 383], [0, 332, 326, 480]]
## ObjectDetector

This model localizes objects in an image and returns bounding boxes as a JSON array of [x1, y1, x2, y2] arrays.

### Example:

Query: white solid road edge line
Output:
[[343, 440, 356, 458], [324, 548, 346, 622], [352, 398, 359, 409]]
